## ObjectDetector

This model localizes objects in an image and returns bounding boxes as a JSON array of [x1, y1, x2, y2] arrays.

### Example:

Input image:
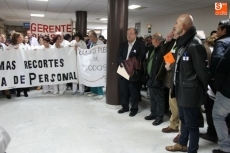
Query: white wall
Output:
[[130, 7, 228, 38], [101, 29, 107, 39]]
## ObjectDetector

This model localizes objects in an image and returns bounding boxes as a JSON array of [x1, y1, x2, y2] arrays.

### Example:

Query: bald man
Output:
[[165, 14, 209, 153], [145, 32, 165, 125]]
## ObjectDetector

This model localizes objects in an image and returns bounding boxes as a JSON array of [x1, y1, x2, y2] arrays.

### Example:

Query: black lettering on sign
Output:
[[48, 59, 54, 67], [1, 77, 7, 86], [39, 74, 43, 83], [14, 76, 18, 84], [54, 59, 58, 67], [33, 60, 37, 68], [51, 74, 55, 82], [60, 59, 64, 67], [38, 60, 43, 68], [24, 61, 28, 69], [62, 73, 68, 81], [57, 74, 61, 81], [12, 61, 16, 70], [28, 60, 32, 69], [0, 61, 4, 70], [74, 72, 77, 79], [43, 60, 48, 68], [20, 75, 25, 84], [44, 74, 49, 82], [29, 73, 36, 85], [69, 72, 73, 80]]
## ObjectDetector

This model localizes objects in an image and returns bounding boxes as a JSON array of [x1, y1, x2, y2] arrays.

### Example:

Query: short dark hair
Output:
[[210, 30, 217, 36], [43, 36, 50, 43], [52, 34, 61, 43], [37, 35, 44, 44], [74, 32, 83, 40], [99, 35, 105, 40], [64, 34, 72, 41], [218, 19, 230, 34]]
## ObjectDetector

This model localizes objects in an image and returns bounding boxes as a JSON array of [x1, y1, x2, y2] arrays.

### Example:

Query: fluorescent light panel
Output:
[[36, 0, 48, 1], [100, 18, 108, 20], [129, 5, 141, 9], [31, 14, 44, 17]]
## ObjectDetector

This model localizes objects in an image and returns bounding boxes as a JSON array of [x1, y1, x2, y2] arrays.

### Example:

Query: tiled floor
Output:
[[0, 90, 218, 153]]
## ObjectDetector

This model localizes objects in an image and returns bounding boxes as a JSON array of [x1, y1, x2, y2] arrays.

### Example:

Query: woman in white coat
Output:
[[52, 34, 67, 95], [41, 36, 54, 94], [70, 33, 87, 95]]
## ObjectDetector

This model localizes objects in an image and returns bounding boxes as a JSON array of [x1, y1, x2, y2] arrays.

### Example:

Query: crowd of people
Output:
[[0, 30, 107, 99], [117, 14, 230, 153], [0, 13, 230, 153]]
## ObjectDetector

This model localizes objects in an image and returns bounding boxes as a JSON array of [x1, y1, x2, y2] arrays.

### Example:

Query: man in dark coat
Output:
[[212, 46, 230, 153], [166, 14, 209, 153], [117, 28, 146, 117], [144, 32, 165, 126], [201, 19, 230, 143]]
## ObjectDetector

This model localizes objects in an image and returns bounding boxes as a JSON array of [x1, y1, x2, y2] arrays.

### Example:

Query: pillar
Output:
[[75, 11, 87, 36], [106, 0, 129, 107]]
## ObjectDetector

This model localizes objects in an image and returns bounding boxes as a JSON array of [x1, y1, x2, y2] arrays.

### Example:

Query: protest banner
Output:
[[0, 47, 77, 90], [77, 44, 107, 87]]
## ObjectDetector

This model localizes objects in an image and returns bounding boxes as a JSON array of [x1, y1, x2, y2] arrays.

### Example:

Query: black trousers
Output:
[[204, 95, 217, 136], [149, 87, 165, 120], [119, 78, 141, 112]]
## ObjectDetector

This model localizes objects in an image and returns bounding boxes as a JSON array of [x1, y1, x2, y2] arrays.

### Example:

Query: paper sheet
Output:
[[117, 66, 130, 80]]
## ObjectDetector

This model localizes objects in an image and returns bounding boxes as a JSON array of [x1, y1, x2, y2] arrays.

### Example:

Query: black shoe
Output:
[[24, 92, 28, 97], [212, 149, 229, 153], [144, 115, 156, 120], [6, 95, 11, 99], [200, 133, 217, 143], [118, 108, 129, 114], [17, 93, 20, 97], [152, 119, 163, 126], [129, 111, 137, 117]]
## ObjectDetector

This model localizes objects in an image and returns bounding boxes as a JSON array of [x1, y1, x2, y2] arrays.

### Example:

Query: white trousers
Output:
[[53, 84, 66, 92], [72, 83, 85, 93], [42, 85, 53, 92]]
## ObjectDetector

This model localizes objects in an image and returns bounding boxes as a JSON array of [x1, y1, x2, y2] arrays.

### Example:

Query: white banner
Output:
[[30, 19, 72, 38], [77, 45, 107, 87], [0, 47, 77, 90]]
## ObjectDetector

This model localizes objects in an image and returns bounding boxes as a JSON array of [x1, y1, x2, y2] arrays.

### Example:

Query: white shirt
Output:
[[29, 37, 39, 47], [90, 39, 104, 48], [8, 43, 26, 50], [70, 40, 87, 49], [126, 39, 136, 60], [61, 40, 70, 47], [0, 42, 6, 50]]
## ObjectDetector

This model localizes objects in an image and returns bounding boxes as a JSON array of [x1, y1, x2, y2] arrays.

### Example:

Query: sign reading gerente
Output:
[[77, 44, 107, 87], [30, 19, 72, 38], [0, 47, 77, 90]]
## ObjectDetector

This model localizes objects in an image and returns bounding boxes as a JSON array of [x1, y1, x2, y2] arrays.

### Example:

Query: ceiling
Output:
[[0, 0, 228, 29]]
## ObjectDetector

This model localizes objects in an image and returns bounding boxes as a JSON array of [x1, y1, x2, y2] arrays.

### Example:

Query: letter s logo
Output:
[[215, 3, 222, 10]]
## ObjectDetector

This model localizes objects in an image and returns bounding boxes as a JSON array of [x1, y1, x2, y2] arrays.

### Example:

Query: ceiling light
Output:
[[100, 18, 108, 21], [129, 5, 141, 9], [31, 14, 44, 17], [36, 0, 48, 1]]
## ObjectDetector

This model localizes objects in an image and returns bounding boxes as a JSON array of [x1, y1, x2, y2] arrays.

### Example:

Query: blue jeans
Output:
[[90, 87, 104, 95], [213, 92, 230, 153], [178, 105, 199, 153]]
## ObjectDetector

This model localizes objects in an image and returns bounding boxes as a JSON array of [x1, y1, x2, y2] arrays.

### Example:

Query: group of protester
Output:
[[0, 30, 107, 100], [0, 13, 230, 153], [117, 14, 230, 153]]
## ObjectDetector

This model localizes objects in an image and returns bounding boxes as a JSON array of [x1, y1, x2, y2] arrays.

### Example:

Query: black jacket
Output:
[[215, 46, 230, 98], [173, 26, 209, 107], [117, 40, 146, 79], [147, 43, 165, 88], [210, 34, 230, 79]]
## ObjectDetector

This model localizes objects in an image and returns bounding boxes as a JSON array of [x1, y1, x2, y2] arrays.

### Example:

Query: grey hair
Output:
[[152, 34, 164, 42], [89, 30, 97, 38]]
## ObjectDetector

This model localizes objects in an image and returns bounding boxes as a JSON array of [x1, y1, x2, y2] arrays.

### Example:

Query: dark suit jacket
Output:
[[174, 37, 209, 107], [117, 40, 146, 79]]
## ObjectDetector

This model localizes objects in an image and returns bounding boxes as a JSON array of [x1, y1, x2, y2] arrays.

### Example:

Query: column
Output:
[[106, 0, 129, 107], [75, 11, 87, 36]]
